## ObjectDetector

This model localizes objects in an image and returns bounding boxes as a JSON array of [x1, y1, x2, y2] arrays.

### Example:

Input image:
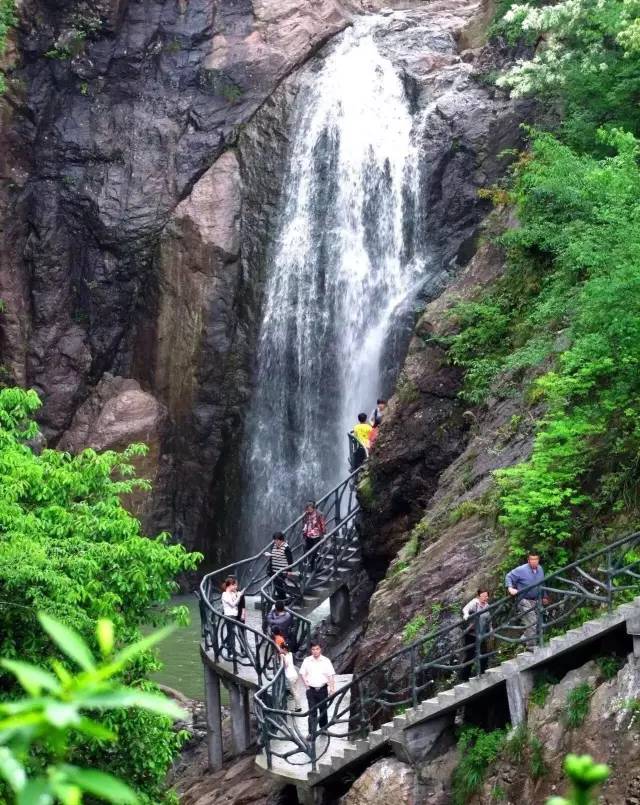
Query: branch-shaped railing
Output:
[[199, 468, 362, 674], [253, 529, 640, 771]]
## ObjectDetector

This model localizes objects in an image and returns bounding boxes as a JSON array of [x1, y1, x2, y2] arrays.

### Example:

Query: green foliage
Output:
[[529, 670, 557, 708], [530, 735, 547, 779], [596, 654, 622, 681], [0, 388, 200, 800], [547, 753, 609, 805], [0, 614, 184, 804], [495, 0, 640, 151], [503, 726, 547, 781], [402, 614, 428, 644], [566, 682, 592, 728], [357, 472, 375, 508], [0, 0, 15, 93], [451, 726, 506, 805]]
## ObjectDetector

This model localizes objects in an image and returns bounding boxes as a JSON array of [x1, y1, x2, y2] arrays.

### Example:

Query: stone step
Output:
[[381, 722, 396, 738], [368, 728, 385, 747]]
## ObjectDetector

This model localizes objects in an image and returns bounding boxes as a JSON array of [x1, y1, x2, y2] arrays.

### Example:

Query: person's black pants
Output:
[[273, 575, 289, 603], [306, 684, 329, 735], [304, 537, 320, 570], [461, 631, 488, 680]]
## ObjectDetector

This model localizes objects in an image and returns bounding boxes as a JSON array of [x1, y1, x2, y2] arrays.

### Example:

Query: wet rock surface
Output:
[[340, 756, 421, 804], [1, 0, 530, 564], [355, 224, 544, 672], [473, 655, 640, 804], [0, 0, 355, 558]]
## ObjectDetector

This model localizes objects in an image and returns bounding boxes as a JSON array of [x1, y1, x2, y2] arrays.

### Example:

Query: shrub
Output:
[[452, 726, 507, 805], [566, 682, 592, 728], [0, 614, 184, 804], [0, 388, 200, 801]]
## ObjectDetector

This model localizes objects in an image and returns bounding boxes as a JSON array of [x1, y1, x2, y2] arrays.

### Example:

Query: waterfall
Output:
[[241, 18, 425, 550]]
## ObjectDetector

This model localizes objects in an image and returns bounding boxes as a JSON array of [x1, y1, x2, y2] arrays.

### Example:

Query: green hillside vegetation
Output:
[[0, 388, 201, 803], [449, 0, 640, 567]]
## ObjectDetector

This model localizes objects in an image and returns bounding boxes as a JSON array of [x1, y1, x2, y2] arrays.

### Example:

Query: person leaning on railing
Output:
[[505, 551, 547, 649], [461, 587, 492, 679]]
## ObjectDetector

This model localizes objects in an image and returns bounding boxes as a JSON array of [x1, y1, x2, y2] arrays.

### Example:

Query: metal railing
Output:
[[253, 528, 640, 771], [199, 468, 362, 673]]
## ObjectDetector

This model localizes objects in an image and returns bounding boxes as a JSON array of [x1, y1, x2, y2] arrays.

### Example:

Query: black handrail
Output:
[[199, 469, 361, 672], [253, 528, 640, 770]]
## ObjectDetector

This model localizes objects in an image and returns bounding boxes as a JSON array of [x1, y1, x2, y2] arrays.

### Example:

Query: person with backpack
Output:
[[280, 641, 305, 712], [267, 600, 294, 644]]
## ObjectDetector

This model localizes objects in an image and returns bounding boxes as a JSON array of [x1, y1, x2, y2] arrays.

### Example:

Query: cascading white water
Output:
[[242, 18, 425, 549]]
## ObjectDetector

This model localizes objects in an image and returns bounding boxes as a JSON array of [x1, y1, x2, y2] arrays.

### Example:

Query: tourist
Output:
[[461, 587, 491, 679], [280, 642, 305, 712], [266, 531, 294, 600], [267, 600, 294, 643], [271, 627, 286, 649], [221, 577, 245, 618], [370, 398, 387, 427], [505, 551, 546, 649], [302, 500, 326, 570], [300, 641, 336, 741], [368, 424, 379, 449], [353, 412, 373, 451], [221, 577, 245, 654]]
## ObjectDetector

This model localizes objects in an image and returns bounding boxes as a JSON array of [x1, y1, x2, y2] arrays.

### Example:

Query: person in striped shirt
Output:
[[266, 531, 293, 600]]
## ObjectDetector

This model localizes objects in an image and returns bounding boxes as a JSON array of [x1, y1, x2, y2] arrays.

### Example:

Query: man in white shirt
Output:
[[299, 642, 336, 741]]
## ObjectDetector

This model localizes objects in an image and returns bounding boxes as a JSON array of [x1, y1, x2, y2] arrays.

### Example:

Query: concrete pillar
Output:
[[626, 615, 640, 658], [229, 682, 252, 753], [330, 585, 351, 628], [204, 664, 224, 770], [505, 670, 534, 727], [390, 713, 455, 764]]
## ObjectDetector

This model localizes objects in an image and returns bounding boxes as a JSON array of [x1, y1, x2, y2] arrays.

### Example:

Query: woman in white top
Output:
[[221, 577, 246, 619], [280, 643, 305, 712], [461, 587, 491, 680], [221, 577, 246, 655]]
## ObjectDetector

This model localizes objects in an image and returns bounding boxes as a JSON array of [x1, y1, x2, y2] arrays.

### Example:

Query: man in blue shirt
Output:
[[505, 551, 545, 649]]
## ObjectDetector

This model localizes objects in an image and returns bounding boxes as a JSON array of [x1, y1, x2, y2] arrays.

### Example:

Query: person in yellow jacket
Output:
[[353, 412, 373, 450]]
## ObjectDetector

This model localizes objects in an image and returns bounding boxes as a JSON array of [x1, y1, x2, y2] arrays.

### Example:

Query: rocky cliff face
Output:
[[339, 653, 640, 805], [0, 0, 530, 563], [355, 218, 545, 672], [0, 0, 366, 558]]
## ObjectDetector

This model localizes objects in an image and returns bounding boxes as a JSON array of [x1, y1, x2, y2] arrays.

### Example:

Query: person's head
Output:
[[223, 576, 237, 591], [305, 500, 316, 514], [310, 641, 323, 658], [357, 412, 367, 423], [275, 600, 285, 613], [377, 398, 387, 410], [527, 552, 541, 570], [273, 531, 285, 546], [477, 587, 490, 605], [271, 626, 281, 637]]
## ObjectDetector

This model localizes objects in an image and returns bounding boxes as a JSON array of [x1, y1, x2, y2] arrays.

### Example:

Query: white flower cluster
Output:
[[498, 0, 632, 96]]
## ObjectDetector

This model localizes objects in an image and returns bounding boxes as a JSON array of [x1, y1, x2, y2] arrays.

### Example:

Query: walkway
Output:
[[199, 476, 640, 792]]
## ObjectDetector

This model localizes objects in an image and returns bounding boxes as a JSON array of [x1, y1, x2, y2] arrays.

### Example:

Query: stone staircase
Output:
[[299, 595, 640, 786]]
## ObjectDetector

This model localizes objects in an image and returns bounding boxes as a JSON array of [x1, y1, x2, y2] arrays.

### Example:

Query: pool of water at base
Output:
[[151, 594, 207, 701]]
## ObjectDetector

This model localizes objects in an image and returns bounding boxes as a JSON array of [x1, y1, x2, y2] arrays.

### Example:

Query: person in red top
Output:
[[302, 500, 326, 570], [368, 425, 379, 448]]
